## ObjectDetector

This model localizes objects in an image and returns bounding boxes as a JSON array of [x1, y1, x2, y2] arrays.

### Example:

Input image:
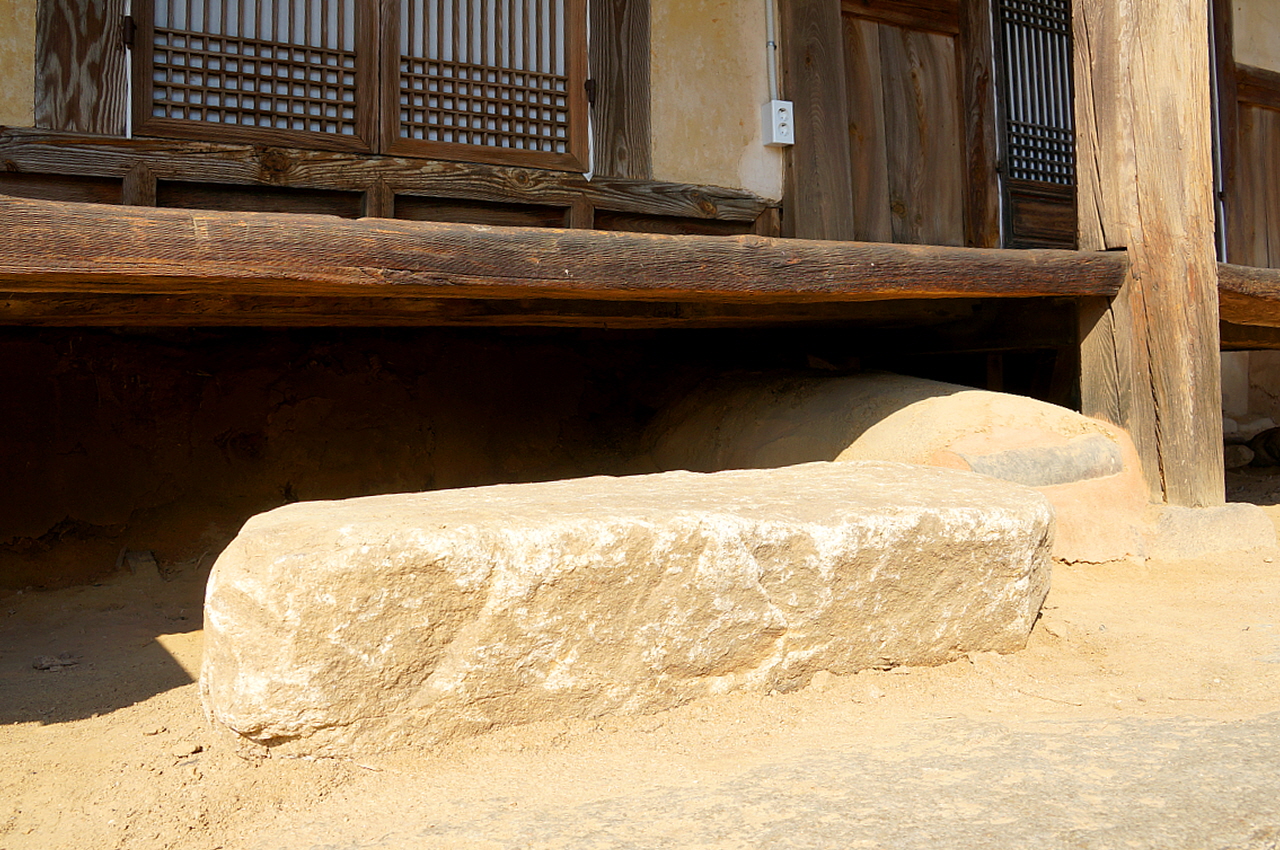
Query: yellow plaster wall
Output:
[[649, 0, 784, 201], [0, 0, 36, 127], [1235, 0, 1280, 72]]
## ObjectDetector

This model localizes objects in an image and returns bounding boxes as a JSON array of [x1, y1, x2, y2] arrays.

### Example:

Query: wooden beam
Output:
[[0, 293, 1078, 332], [1074, 0, 1223, 506], [0, 128, 770, 222], [1235, 64, 1280, 110], [840, 0, 960, 35], [1218, 262, 1280, 327], [1221, 321, 1280, 350], [0, 195, 1128, 311]]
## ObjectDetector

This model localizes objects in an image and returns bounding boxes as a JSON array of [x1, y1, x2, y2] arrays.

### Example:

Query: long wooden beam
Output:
[[0, 128, 765, 221], [1218, 262, 1280, 328], [0, 195, 1128, 325]]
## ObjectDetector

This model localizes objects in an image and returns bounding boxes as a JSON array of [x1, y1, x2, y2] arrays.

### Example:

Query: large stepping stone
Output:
[[202, 461, 1052, 756]]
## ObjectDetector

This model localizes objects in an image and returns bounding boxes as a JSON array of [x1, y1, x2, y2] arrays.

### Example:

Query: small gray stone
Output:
[[1224, 443, 1256, 469], [202, 461, 1053, 756]]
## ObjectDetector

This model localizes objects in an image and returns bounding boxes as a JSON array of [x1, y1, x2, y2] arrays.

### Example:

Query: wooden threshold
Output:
[[0, 194, 1129, 327], [0, 127, 767, 222]]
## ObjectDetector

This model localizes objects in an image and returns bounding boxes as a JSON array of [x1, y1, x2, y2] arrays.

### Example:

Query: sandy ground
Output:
[[4, 474, 1280, 849]]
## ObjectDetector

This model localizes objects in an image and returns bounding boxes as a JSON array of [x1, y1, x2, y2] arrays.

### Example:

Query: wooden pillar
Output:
[[1074, 0, 1224, 506]]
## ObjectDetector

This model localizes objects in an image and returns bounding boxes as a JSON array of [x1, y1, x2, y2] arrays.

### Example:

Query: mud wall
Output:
[[0, 0, 35, 127], [649, 0, 784, 200]]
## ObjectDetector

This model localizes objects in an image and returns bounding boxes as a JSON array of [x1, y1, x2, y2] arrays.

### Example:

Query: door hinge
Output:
[[122, 15, 136, 48], [584, 78, 597, 106]]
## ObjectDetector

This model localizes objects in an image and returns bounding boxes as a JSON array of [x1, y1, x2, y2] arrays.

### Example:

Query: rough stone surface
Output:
[[202, 461, 1052, 756], [646, 372, 1155, 562]]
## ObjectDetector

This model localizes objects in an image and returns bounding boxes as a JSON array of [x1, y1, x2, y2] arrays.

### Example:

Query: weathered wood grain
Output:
[[1213, 0, 1239, 262], [1006, 180, 1077, 249], [960, 0, 999, 249], [1074, 0, 1223, 506], [1236, 64, 1280, 111], [840, 0, 959, 34], [781, 0, 857, 240], [155, 182, 365, 219], [0, 172, 121, 205], [880, 26, 963, 247], [35, 0, 127, 136], [1219, 262, 1280, 327], [589, 0, 651, 179], [0, 194, 1127, 307], [394, 197, 569, 229], [1231, 105, 1269, 265], [842, 16, 893, 243], [1221, 321, 1280, 350], [363, 179, 395, 219], [0, 128, 770, 222], [121, 162, 157, 207]]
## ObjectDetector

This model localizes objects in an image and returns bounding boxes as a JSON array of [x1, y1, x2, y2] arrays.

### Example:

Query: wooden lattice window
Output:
[[385, 0, 588, 169], [994, 0, 1077, 248], [133, 0, 379, 151], [131, 0, 587, 168]]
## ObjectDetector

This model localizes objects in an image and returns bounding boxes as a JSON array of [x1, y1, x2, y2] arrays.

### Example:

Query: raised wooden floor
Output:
[[0, 194, 1128, 328]]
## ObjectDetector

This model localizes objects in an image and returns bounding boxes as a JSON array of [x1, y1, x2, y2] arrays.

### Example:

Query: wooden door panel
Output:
[[843, 7, 964, 247], [842, 16, 892, 242], [879, 25, 963, 246]]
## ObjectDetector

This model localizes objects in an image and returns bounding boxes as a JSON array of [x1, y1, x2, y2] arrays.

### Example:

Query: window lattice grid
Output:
[[149, 1, 360, 135], [398, 0, 573, 153], [1005, 121, 1074, 182], [999, 0, 1075, 185], [400, 58, 568, 150], [998, 0, 1070, 35]]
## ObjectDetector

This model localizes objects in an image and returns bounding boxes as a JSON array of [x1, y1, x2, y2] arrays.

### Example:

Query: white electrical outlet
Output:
[[762, 99, 795, 147]]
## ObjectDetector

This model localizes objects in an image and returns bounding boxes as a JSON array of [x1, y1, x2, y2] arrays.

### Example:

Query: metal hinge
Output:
[[584, 78, 597, 106], [122, 15, 136, 48]]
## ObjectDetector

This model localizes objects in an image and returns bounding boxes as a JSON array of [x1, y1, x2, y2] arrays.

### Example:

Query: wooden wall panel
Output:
[[781, 0, 857, 240], [0, 172, 121, 205], [35, 0, 127, 136], [879, 27, 963, 247], [1232, 105, 1280, 267], [592, 212, 754, 236], [394, 198, 569, 228], [842, 17, 892, 243], [155, 182, 364, 218], [589, 0, 651, 179]]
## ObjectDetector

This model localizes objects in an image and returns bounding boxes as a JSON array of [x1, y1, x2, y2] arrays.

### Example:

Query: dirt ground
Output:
[[3, 473, 1280, 849]]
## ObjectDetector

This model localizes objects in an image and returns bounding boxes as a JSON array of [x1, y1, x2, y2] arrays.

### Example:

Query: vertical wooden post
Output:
[[121, 162, 156, 207], [567, 199, 595, 229], [363, 179, 394, 219], [961, 0, 1000, 249], [1075, 0, 1224, 506]]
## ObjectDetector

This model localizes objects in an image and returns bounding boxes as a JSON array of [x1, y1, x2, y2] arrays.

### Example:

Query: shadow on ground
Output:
[[0, 564, 207, 725]]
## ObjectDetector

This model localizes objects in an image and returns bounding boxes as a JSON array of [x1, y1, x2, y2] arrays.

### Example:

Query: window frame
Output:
[[129, 0, 589, 170], [130, 0, 381, 153], [379, 0, 590, 171]]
